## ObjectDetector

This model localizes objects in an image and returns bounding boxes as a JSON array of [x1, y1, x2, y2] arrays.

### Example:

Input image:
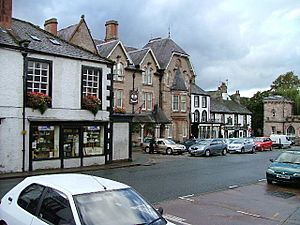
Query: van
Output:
[[270, 134, 291, 149]]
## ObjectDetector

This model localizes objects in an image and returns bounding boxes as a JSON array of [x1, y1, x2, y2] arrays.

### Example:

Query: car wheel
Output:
[[0, 221, 7, 225], [205, 150, 211, 157], [269, 146, 272, 151], [145, 147, 150, 153], [222, 148, 227, 156], [166, 148, 173, 155], [251, 147, 255, 154]]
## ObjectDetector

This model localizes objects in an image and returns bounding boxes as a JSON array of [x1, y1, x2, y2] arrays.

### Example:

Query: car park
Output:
[[144, 138, 186, 155], [266, 150, 300, 185], [0, 173, 175, 225], [227, 138, 255, 153], [189, 138, 227, 157], [254, 137, 273, 151]]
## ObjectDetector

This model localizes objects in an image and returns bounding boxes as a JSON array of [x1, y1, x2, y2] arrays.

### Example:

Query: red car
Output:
[[254, 137, 273, 151]]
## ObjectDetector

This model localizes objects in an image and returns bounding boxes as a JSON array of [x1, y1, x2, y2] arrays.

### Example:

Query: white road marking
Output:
[[179, 194, 194, 202], [228, 185, 239, 189], [237, 210, 261, 218], [164, 213, 192, 225]]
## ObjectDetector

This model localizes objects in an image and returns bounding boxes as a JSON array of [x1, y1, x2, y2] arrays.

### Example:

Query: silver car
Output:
[[144, 138, 186, 155], [189, 139, 227, 157], [227, 138, 255, 153]]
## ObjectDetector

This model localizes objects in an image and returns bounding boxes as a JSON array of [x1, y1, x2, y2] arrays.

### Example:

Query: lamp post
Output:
[[20, 39, 30, 172]]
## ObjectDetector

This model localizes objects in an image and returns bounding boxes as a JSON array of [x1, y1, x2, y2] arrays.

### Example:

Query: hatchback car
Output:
[[266, 150, 300, 185], [144, 138, 186, 155], [227, 138, 255, 153], [189, 139, 227, 157], [254, 137, 272, 151], [0, 174, 175, 225]]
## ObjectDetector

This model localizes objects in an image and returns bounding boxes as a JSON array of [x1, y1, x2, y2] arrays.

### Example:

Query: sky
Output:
[[13, 0, 300, 97]]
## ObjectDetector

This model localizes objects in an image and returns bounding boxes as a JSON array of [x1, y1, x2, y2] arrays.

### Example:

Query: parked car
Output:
[[270, 134, 292, 148], [227, 138, 255, 153], [182, 138, 204, 149], [144, 138, 186, 155], [266, 150, 300, 185], [254, 137, 273, 151], [0, 174, 175, 225], [189, 138, 227, 157]]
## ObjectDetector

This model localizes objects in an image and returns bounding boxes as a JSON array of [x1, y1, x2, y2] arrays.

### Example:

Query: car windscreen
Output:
[[254, 138, 264, 142], [232, 140, 243, 144], [74, 188, 166, 225], [164, 139, 176, 145], [275, 152, 300, 164]]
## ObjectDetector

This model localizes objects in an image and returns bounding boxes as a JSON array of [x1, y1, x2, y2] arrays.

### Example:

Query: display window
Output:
[[83, 126, 104, 156], [63, 128, 80, 158], [31, 126, 59, 159]]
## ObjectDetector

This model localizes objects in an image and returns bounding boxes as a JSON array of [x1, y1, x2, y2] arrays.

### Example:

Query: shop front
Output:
[[29, 120, 109, 171]]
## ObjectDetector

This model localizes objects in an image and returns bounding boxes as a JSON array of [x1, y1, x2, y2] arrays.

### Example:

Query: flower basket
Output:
[[27, 92, 51, 114], [82, 95, 101, 115], [114, 107, 126, 114]]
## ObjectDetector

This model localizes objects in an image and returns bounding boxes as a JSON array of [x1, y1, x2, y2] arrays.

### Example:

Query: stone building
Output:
[[263, 95, 299, 141]]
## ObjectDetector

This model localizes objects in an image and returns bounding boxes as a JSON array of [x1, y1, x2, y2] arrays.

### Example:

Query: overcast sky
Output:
[[13, 0, 300, 97]]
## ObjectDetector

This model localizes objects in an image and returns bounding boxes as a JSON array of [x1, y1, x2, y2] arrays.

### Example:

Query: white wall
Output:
[[112, 123, 129, 160]]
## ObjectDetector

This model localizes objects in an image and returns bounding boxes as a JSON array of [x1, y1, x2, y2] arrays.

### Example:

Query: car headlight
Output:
[[267, 168, 275, 174], [257, 144, 261, 147]]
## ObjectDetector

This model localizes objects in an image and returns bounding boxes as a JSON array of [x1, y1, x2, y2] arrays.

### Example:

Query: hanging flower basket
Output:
[[114, 107, 126, 114], [27, 92, 51, 114], [82, 95, 101, 115]]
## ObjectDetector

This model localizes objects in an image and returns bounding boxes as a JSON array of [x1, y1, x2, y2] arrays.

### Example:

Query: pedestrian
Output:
[[149, 137, 155, 154]]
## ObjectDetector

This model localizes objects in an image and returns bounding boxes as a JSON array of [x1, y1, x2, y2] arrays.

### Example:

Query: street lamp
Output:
[[20, 39, 30, 172]]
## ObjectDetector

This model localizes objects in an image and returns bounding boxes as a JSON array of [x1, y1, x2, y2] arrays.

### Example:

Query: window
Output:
[[181, 95, 187, 112], [31, 125, 58, 160], [26, 59, 52, 95], [39, 188, 75, 225], [202, 96, 207, 108], [272, 126, 276, 134], [194, 96, 199, 108], [201, 111, 208, 122], [227, 116, 233, 125], [18, 184, 45, 215], [114, 89, 123, 108], [234, 114, 238, 125], [83, 126, 104, 156], [113, 62, 124, 82], [272, 109, 276, 117], [82, 66, 102, 98], [182, 121, 188, 138], [165, 71, 171, 87], [194, 110, 200, 123], [172, 95, 179, 111], [142, 66, 153, 85], [142, 92, 153, 111], [63, 128, 79, 158], [243, 115, 247, 126]]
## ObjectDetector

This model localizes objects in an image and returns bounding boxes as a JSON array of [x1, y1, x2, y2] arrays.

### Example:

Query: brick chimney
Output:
[[105, 20, 118, 42], [0, 0, 12, 29], [233, 90, 241, 103], [44, 18, 58, 35]]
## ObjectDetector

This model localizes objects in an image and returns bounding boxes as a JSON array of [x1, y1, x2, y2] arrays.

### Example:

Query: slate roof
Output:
[[210, 98, 252, 114], [191, 83, 209, 96], [96, 39, 119, 58], [58, 24, 77, 41], [263, 95, 293, 102], [128, 48, 150, 66], [171, 69, 188, 91], [132, 104, 170, 124], [144, 37, 188, 69], [0, 18, 111, 64]]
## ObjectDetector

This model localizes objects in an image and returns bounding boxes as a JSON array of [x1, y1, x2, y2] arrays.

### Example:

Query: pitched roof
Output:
[[191, 83, 209, 95], [210, 98, 252, 114], [128, 48, 150, 66], [144, 37, 188, 69], [0, 18, 111, 64], [58, 24, 77, 41], [96, 39, 119, 58], [132, 105, 170, 124], [171, 69, 188, 91], [263, 95, 293, 102]]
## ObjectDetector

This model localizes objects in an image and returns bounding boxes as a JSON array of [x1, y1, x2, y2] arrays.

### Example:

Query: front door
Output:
[[61, 127, 80, 168]]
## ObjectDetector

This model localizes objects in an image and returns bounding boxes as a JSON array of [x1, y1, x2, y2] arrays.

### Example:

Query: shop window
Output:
[[32, 126, 58, 159], [83, 126, 104, 156], [63, 128, 80, 158]]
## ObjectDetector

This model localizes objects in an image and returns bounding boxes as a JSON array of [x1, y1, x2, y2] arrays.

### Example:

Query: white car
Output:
[[0, 173, 175, 225], [227, 139, 255, 153]]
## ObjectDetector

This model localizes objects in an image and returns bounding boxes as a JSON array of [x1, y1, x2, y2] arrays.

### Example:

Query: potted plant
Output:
[[113, 107, 126, 114], [27, 92, 51, 114], [82, 95, 101, 115]]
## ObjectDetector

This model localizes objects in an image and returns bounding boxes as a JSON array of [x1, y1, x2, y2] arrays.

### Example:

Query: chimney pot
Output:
[[105, 20, 118, 42], [0, 0, 12, 29], [44, 18, 58, 35]]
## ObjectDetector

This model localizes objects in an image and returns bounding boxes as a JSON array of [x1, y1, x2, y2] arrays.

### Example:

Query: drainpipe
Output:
[[20, 39, 30, 172]]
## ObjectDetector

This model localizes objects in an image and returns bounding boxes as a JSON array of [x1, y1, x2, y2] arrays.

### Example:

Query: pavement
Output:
[[0, 146, 148, 180]]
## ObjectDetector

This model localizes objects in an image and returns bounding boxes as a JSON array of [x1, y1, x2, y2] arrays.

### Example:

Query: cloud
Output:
[[13, 0, 300, 97]]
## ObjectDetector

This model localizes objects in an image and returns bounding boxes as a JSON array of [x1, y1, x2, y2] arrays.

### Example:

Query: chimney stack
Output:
[[0, 0, 12, 29], [234, 90, 241, 103], [105, 20, 118, 42], [44, 18, 58, 35]]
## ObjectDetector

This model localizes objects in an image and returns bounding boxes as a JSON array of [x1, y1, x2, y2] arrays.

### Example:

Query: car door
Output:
[[156, 140, 165, 153], [4, 183, 46, 225], [210, 139, 220, 154], [31, 187, 76, 225]]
